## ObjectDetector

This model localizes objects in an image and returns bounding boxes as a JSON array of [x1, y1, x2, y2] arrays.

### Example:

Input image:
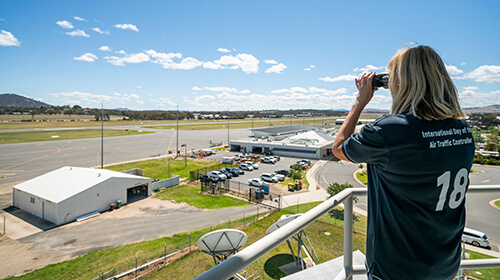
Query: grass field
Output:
[[105, 158, 227, 179], [0, 129, 152, 144], [495, 200, 500, 208], [155, 184, 249, 209], [356, 171, 368, 185], [466, 250, 500, 280]]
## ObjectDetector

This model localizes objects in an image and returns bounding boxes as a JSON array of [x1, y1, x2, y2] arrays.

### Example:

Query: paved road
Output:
[[0, 127, 251, 185], [317, 161, 500, 252]]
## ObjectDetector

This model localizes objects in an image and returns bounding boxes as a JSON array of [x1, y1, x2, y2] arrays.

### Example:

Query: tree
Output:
[[289, 164, 303, 181], [327, 182, 359, 222]]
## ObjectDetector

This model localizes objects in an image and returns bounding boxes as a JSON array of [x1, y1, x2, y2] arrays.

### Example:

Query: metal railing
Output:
[[194, 185, 500, 280]]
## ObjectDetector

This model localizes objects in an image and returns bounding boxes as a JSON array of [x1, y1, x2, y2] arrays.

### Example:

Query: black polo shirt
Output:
[[342, 113, 475, 280]]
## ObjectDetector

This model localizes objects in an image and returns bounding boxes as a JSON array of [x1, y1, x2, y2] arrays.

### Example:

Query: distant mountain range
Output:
[[0, 93, 52, 108], [1, 93, 499, 114]]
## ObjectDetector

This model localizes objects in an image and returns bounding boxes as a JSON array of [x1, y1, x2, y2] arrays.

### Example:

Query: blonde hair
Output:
[[387, 44, 464, 120]]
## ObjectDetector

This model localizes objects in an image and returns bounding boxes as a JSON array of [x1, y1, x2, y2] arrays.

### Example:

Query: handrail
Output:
[[194, 185, 500, 280]]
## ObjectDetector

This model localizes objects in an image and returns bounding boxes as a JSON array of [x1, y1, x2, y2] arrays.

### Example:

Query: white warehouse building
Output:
[[13, 166, 151, 226]]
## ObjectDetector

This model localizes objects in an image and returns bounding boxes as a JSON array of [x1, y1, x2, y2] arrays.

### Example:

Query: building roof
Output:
[[283, 131, 335, 147], [252, 125, 313, 136], [14, 166, 150, 203]]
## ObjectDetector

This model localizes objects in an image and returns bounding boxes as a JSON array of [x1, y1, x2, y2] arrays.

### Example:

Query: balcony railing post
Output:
[[344, 194, 353, 280]]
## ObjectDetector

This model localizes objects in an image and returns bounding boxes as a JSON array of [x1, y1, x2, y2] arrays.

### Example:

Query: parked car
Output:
[[271, 155, 280, 161], [234, 167, 245, 175], [248, 178, 263, 187], [240, 163, 254, 171], [200, 175, 217, 183], [204, 172, 220, 182], [225, 167, 240, 177], [249, 162, 260, 170], [462, 227, 490, 248], [275, 169, 290, 176], [260, 157, 272, 164], [298, 159, 311, 166], [218, 168, 232, 179], [272, 173, 285, 181], [290, 163, 307, 170], [260, 173, 278, 183], [209, 170, 227, 181]]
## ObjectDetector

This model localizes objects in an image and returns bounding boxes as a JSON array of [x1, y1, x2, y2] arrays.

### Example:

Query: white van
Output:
[[462, 227, 490, 248], [222, 157, 234, 164]]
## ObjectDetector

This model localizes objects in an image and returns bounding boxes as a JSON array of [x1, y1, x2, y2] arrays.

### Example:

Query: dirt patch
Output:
[[271, 182, 309, 196]]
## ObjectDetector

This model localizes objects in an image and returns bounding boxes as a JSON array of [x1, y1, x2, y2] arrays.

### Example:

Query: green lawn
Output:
[[466, 250, 500, 280], [495, 200, 500, 208], [0, 129, 152, 144], [155, 184, 249, 209], [356, 171, 367, 185], [106, 158, 223, 179]]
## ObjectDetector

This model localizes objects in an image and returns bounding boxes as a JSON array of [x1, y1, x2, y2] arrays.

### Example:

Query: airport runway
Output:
[[0, 127, 251, 185]]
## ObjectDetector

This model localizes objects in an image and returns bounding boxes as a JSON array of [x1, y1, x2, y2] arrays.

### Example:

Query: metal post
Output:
[[344, 195, 353, 280], [228, 217, 231, 228], [163, 241, 167, 266], [168, 158, 171, 178], [176, 106, 179, 157], [189, 232, 192, 252], [227, 109, 230, 146], [135, 252, 138, 280], [101, 103, 103, 169]]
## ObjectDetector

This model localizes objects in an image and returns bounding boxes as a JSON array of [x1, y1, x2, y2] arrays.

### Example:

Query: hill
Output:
[[0, 93, 52, 108], [464, 105, 500, 114]]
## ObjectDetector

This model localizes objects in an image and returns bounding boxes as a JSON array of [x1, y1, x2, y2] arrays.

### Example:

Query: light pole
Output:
[[227, 108, 230, 147], [101, 103, 104, 169], [176, 106, 179, 157]]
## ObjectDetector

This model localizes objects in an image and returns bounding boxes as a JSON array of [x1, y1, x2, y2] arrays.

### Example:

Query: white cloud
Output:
[[146, 50, 202, 70], [92, 27, 110, 35], [445, 64, 464, 76], [460, 62, 466, 66], [66, 29, 90, 37], [203, 61, 225, 70], [217, 48, 231, 53], [74, 16, 87, 21], [192, 87, 203, 91], [265, 59, 278, 64], [265, 63, 287, 74], [52, 91, 114, 103], [114, 23, 139, 32], [116, 50, 127, 54], [310, 65, 316, 68], [74, 53, 98, 62], [195, 95, 216, 102], [304, 65, 316, 71], [459, 87, 500, 107], [304, 68, 311, 71], [99, 46, 111, 51], [211, 53, 259, 74], [196, 86, 250, 94], [137, 100, 145, 105], [0, 30, 20, 46], [104, 52, 150, 66], [463, 65, 500, 83], [319, 74, 358, 82], [353, 65, 383, 72], [56, 20, 74, 29]]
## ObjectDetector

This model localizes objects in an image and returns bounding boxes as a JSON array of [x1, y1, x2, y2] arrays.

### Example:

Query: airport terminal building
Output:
[[12, 166, 151, 225], [230, 125, 336, 159]]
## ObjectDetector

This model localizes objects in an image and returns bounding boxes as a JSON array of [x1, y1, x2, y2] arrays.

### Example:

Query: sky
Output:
[[1, 0, 500, 111]]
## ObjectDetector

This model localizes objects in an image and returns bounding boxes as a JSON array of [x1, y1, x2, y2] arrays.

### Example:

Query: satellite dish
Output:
[[197, 229, 248, 255], [266, 213, 303, 235]]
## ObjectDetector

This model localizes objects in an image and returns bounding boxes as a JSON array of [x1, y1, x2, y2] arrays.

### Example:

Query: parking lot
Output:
[[206, 151, 316, 196]]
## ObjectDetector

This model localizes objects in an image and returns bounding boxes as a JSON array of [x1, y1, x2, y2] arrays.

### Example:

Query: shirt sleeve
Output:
[[341, 122, 391, 168]]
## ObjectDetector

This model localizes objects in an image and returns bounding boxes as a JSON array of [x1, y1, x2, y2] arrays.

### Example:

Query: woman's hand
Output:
[[355, 72, 377, 108]]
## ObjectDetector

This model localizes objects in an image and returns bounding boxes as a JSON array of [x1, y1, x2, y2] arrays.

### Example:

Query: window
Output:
[[30, 197, 35, 204]]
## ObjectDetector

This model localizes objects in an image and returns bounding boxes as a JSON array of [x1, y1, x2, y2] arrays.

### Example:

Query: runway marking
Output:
[[481, 180, 490, 183]]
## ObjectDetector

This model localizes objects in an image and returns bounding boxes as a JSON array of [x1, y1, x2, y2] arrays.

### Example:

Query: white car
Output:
[[272, 173, 285, 181], [248, 178, 263, 187], [260, 173, 278, 183], [210, 170, 227, 181], [240, 163, 254, 171], [249, 162, 260, 170], [462, 227, 490, 248]]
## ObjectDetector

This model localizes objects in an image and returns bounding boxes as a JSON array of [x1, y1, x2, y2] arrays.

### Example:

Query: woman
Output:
[[332, 45, 474, 279]]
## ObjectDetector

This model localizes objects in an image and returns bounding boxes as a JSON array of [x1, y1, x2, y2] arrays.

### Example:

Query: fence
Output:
[[152, 175, 180, 191], [189, 163, 234, 181], [194, 185, 500, 280]]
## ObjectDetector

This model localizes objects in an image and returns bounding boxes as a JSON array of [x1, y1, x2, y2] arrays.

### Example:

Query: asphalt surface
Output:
[[0, 126, 250, 185], [317, 161, 500, 252]]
